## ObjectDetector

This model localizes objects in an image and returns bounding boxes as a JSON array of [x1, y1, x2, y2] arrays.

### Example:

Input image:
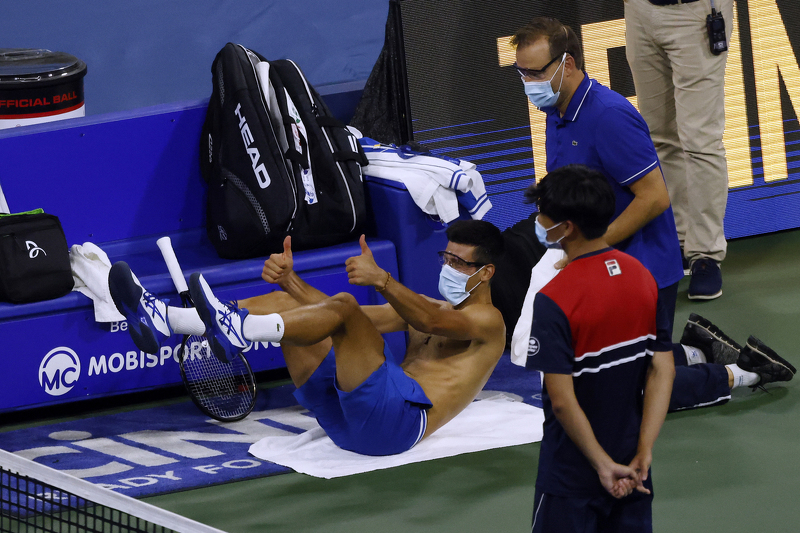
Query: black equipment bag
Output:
[[0, 211, 74, 304], [201, 43, 297, 259], [490, 214, 547, 348], [201, 43, 368, 259], [269, 59, 368, 251]]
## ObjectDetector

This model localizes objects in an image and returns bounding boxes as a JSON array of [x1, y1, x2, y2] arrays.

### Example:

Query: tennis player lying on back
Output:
[[108, 220, 506, 456]]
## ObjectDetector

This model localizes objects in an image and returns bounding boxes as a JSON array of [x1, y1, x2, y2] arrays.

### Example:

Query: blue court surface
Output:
[[0, 355, 541, 500]]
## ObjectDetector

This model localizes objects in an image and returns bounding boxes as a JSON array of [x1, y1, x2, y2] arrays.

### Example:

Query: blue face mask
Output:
[[438, 264, 485, 306], [535, 217, 565, 249], [523, 53, 567, 110]]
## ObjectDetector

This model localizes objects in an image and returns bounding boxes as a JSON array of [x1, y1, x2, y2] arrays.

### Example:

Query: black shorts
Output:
[[531, 488, 653, 533]]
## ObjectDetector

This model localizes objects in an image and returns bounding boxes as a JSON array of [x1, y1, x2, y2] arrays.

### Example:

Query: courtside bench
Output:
[[0, 98, 408, 414]]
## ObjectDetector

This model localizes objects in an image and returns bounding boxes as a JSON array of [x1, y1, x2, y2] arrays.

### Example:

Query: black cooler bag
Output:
[[0, 211, 73, 304]]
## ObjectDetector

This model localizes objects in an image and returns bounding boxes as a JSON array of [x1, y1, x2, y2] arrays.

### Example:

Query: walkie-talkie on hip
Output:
[[706, 1, 728, 55]]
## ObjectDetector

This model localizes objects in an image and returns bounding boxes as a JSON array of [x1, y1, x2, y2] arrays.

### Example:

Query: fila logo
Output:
[[234, 102, 271, 189], [26, 240, 46, 258], [605, 259, 621, 277]]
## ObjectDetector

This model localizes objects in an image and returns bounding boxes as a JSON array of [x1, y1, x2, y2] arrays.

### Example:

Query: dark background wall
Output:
[[1, 1, 389, 116]]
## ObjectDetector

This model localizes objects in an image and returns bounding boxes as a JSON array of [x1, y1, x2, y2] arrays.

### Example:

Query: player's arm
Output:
[[628, 349, 675, 493], [382, 283, 500, 340], [545, 373, 638, 499], [359, 303, 409, 334], [345, 236, 500, 340], [357, 294, 447, 334], [261, 236, 329, 305], [604, 166, 671, 246]]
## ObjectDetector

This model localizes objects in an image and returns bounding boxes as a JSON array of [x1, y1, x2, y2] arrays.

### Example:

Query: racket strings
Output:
[[180, 335, 257, 420]]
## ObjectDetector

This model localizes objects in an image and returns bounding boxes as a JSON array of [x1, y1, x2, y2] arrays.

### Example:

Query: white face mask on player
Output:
[[438, 264, 486, 306]]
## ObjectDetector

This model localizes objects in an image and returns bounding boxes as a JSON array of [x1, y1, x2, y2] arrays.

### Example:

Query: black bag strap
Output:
[[284, 136, 309, 169], [333, 150, 368, 166], [316, 116, 369, 166]]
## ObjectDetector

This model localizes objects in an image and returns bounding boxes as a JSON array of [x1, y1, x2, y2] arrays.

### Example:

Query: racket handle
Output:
[[157, 236, 189, 294]]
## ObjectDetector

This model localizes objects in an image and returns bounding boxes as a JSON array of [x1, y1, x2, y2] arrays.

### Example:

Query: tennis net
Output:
[[0, 448, 227, 533]]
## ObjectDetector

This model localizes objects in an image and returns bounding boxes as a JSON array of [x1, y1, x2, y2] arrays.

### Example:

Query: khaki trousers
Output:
[[625, 0, 733, 263]]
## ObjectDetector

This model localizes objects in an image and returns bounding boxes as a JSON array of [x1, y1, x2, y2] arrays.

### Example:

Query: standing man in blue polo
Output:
[[510, 17, 725, 413], [512, 17, 684, 303]]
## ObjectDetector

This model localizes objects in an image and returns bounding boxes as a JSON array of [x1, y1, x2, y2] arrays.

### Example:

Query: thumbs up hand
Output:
[[262, 236, 294, 284], [345, 235, 387, 288]]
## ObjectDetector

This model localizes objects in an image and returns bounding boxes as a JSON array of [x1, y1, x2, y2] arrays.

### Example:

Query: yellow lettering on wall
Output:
[[722, 6, 752, 188], [497, 36, 548, 182], [749, 0, 800, 182], [581, 19, 638, 110]]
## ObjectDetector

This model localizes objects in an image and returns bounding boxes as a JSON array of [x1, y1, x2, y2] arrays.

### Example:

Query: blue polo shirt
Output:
[[543, 75, 683, 289]]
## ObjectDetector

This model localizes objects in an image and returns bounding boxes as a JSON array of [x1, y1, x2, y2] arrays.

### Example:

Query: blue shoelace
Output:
[[216, 301, 246, 344], [142, 291, 166, 323]]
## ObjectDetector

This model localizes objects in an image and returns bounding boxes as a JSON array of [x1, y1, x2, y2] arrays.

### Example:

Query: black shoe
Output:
[[680, 313, 741, 364], [710, 342, 740, 365], [737, 336, 796, 389], [688, 259, 722, 300]]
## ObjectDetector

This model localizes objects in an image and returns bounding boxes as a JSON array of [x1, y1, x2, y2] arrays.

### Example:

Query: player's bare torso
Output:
[[401, 304, 504, 438]]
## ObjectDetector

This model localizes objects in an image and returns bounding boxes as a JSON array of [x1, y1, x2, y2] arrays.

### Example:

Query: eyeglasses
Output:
[[437, 250, 486, 271], [513, 52, 567, 79]]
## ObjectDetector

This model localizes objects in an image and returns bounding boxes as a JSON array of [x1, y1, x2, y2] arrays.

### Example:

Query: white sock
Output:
[[242, 313, 285, 343], [727, 364, 759, 388], [683, 344, 707, 366], [167, 307, 206, 336]]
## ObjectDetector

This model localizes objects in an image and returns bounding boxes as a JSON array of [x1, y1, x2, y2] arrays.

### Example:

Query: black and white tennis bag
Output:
[[200, 43, 368, 259]]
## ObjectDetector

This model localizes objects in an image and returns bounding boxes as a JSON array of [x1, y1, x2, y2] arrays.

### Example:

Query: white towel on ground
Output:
[[248, 393, 543, 479], [510, 248, 565, 367], [70, 242, 124, 322]]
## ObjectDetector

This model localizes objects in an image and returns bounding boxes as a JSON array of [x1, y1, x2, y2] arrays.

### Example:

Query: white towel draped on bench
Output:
[[70, 242, 124, 323], [359, 137, 492, 223]]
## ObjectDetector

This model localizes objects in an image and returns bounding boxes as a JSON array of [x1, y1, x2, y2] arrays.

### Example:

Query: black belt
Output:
[[648, 0, 700, 5]]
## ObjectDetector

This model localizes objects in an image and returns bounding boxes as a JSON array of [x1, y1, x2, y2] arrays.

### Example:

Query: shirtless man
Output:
[[108, 219, 506, 456]]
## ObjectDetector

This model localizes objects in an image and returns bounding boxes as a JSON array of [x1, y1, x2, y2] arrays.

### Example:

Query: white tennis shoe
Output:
[[109, 261, 172, 354], [188, 272, 251, 363]]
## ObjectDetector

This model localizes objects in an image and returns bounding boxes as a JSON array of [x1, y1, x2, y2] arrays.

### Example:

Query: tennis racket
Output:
[[156, 236, 257, 422]]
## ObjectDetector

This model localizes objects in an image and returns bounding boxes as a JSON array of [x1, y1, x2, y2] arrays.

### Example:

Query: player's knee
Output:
[[328, 292, 360, 318]]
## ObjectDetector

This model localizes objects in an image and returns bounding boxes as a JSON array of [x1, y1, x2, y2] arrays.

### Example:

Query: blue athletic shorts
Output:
[[531, 488, 653, 533], [293, 344, 432, 456]]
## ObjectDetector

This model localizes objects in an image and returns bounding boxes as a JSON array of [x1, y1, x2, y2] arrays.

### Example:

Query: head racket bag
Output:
[[201, 44, 369, 259], [200, 43, 297, 259]]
